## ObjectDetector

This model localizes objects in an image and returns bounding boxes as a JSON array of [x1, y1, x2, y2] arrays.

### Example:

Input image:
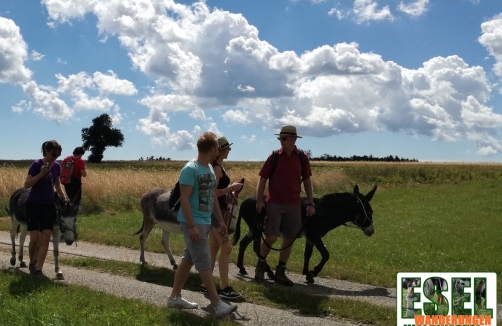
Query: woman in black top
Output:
[[201, 136, 243, 300]]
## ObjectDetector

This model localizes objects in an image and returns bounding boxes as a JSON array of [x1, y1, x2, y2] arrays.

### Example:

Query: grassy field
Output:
[[1, 161, 501, 325]]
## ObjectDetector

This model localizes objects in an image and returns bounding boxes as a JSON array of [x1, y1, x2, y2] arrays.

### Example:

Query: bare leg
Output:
[[199, 269, 221, 306], [260, 234, 279, 259], [279, 237, 294, 263], [35, 229, 52, 271], [212, 229, 232, 288], [170, 258, 193, 298], [29, 230, 40, 264]]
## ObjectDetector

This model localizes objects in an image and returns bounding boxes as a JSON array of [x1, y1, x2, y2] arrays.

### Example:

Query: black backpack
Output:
[[168, 160, 198, 211], [269, 149, 306, 183]]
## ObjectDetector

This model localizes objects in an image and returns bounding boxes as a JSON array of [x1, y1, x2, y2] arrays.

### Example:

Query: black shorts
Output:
[[26, 201, 57, 232]]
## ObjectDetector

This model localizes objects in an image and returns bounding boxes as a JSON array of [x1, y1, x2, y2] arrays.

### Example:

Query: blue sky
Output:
[[1, 0, 502, 162]]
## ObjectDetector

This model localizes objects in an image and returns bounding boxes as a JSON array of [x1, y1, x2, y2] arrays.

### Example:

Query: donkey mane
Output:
[[319, 192, 353, 202]]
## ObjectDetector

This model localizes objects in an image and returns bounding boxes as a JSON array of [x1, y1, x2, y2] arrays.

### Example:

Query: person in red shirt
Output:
[[255, 125, 315, 286], [62, 146, 87, 205]]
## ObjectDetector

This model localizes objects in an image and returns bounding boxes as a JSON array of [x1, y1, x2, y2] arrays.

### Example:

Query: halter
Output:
[[343, 196, 373, 230], [57, 203, 79, 246]]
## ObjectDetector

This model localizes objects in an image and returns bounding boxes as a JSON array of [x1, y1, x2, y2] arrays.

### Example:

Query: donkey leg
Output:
[[236, 231, 254, 275], [18, 228, 28, 268], [161, 230, 178, 270], [138, 219, 155, 265], [10, 222, 19, 266], [53, 228, 64, 280], [311, 236, 330, 280], [303, 239, 315, 283]]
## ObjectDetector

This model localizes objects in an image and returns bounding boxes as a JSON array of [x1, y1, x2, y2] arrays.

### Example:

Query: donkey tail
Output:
[[133, 221, 144, 236], [232, 210, 243, 246]]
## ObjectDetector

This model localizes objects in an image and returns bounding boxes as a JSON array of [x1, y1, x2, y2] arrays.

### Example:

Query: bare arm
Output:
[[80, 169, 87, 177], [180, 184, 195, 227], [24, 164, 50, 189], [255, 177, 267, 213], [54, 177, 67, 200], [303, 178, 315, 217]]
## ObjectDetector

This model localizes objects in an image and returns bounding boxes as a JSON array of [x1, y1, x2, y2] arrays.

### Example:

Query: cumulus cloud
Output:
[[0, 17, 32, 83], [352, 0, 394, 23], [479, 14, 502, 78], [397, 0, 429, 17], [41, 0, 502, 155], [22, 81, 73, 122]]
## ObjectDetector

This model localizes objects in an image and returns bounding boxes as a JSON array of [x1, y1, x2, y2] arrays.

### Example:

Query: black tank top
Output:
[[213, 162, 230, 209]]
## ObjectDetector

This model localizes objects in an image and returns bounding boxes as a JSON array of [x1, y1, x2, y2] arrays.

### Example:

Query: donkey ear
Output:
[[353, 185, 360, 196], [365, 185, 377, 202]]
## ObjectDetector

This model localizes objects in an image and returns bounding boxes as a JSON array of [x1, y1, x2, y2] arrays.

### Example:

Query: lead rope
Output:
[[225, 178, 245, 232]]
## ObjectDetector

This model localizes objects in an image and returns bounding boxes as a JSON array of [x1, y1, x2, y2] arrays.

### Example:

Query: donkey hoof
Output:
[[172, 264, 178, 270], [56, 273, 64, 280], [20, 261, 27, 268], [238, 268, 248, 276], [305, 271, 315, 284], [10, 257, 16, 266]]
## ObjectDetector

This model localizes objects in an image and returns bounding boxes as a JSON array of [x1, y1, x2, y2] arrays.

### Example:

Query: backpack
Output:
[[269, 149, 306, 183], [60, 156, 75, 185], [168, 160, 198, 211]]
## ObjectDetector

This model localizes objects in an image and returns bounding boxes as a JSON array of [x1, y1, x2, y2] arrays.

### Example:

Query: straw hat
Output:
[[217, 136, 233, 151], [274, 125, 302, 138]]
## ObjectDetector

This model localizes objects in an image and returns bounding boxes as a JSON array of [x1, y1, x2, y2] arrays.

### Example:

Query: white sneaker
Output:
[[167, 296, 198, 309], [214, 299, 237, 317]]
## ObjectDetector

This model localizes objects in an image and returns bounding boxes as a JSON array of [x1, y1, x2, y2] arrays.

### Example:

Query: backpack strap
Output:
[[269, 149, 306, 183]]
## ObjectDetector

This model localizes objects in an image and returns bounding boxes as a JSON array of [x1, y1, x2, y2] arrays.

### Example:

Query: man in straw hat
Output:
[[255, 125, 315, 286]]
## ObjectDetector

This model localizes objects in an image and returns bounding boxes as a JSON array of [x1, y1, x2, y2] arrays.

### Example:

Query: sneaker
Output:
[[214, 299, 237, 317], [219, 286, 242, 300], [167, 296, 198, 309], [199, 285, 209, 295]]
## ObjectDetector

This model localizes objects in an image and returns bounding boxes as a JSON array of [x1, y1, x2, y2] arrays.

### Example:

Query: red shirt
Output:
[[71, 156, 86, 181], [258, 147, 312, 205]]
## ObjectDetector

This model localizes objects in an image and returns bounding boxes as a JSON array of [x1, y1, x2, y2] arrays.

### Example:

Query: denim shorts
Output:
[[180, 223, 211, 271]]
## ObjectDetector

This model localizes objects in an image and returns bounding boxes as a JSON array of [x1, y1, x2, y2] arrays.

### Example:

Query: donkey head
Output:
[[55, 190, 82, 246], [353, 184, 376, 236]]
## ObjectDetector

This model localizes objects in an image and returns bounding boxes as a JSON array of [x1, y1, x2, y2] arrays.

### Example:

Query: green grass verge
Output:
[[60, 256, 396, 325], [0, 270, 237, 326]]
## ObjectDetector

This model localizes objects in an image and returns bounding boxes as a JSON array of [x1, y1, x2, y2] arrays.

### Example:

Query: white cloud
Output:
[[22, 81, 73, 122], [479, 14, 502, 78], [241, 134, 256, 143], [397, 0, 429, 17], [31, 50, 45, 61], [41, 0, 502, 155], [352, 0, 394, 23], [328, 8, 346, 20], [56, 58, 67, 64], [92, 71, 138, 95], [12, 100, 30, 113], [0, 17, 32, 83]]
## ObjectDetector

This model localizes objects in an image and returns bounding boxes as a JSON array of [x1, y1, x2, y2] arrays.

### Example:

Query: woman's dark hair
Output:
[[41, 140, 62, 156], [73, 146, 85, 155]]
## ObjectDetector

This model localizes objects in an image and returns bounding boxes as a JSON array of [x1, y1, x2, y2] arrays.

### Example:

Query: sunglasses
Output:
[[278, 137, 289, 141]]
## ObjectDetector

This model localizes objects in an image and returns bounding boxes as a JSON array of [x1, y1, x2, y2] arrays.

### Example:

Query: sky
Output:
[[1, 0, 502, 162]]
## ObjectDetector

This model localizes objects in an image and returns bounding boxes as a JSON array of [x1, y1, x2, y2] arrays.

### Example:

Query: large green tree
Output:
[[81, 114, 124, 163]]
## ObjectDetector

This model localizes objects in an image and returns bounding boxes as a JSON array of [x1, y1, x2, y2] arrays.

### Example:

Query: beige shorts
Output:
[[264, 203, 302, 238]]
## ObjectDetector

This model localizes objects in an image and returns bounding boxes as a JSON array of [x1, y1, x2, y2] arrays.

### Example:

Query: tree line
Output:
[[309, 153, 418, 162]]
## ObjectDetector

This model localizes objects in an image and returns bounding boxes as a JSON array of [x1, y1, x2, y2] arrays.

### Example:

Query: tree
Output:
[[81, 114, 124, 163]]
